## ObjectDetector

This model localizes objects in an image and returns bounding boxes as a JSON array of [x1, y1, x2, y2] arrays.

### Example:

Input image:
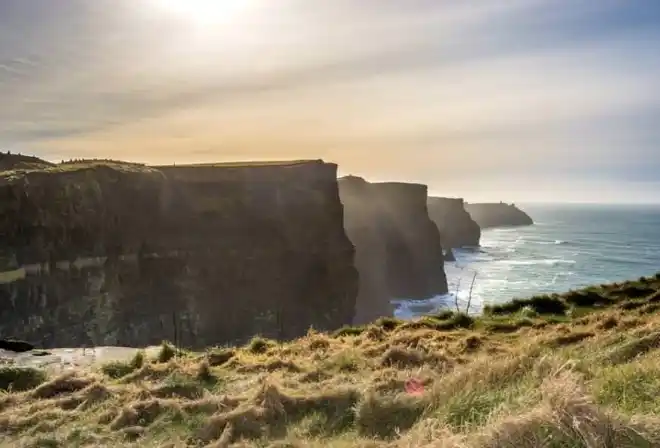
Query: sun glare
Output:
[[157, 0, 247, 25]]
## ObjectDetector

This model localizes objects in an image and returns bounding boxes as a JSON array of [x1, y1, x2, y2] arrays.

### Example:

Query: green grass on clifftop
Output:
[[0, 160, 159, 186], [1, 274, 660, 447]]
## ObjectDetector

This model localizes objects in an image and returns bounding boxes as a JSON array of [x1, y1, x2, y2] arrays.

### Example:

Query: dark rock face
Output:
[[465, 202, 534, 229], [0, 161, 358, 349], [0, 339, 34, 352], [427, 197, 481, 248], [339, 177, 392, 325], [339, 176, 448, 325]]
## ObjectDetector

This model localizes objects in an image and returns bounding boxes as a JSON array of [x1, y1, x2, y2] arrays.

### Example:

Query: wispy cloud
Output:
[[0, 0, 659, 201]]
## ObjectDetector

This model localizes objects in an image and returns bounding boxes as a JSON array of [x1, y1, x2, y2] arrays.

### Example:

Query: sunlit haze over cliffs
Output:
[[1, 0, 659, 203]]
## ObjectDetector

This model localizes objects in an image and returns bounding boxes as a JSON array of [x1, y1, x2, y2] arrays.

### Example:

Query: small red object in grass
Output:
[[404, 378, 425, 395]]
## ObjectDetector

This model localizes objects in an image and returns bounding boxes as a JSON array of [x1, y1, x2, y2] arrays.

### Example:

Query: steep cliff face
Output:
[[372, 182, 448, 299], [427, 197, 481, 248], [0, 161, 358, 348], [156, 162, 358, 345], [338, 177, 392, 325], [339, 177, 448, 325], [465, 202, 534, 229]]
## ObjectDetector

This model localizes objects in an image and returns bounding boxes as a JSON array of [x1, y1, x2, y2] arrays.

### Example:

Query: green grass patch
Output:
[[246, 336, 276, 354], [0, 366, 47, 392], [157, 341, 178, 363], [374, 317, 403, 331], [332, 325, 367, 338], [484, 294, 568, 315], [594, 357, 660, 415], [101, 350, 147, 379]]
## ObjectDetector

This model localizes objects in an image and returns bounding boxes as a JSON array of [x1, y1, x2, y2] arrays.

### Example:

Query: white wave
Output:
[[391, 294, 455, 320], [451, 250, 494, 266], [501, 259, 576, 266], [533, 239, 567, 245]]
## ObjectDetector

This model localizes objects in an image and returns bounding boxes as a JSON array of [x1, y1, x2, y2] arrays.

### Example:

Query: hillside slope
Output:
[[2, 273, 660, 446]]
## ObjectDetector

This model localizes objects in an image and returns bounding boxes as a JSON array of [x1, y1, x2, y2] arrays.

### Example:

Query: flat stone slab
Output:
[[0, 346, 162, 373]]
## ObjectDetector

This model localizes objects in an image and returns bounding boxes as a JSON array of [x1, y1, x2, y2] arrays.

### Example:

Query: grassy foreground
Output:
[[2, 274, 660, 447]]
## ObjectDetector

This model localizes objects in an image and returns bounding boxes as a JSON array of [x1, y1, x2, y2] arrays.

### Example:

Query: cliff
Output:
[[465, 202, 534, 229], [0, 160, 358, 348], [427, 197, 481, 248], [339, 176, 448, 325]]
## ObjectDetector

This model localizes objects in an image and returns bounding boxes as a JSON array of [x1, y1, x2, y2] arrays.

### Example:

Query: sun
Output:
[[157, 0, 247, 25]]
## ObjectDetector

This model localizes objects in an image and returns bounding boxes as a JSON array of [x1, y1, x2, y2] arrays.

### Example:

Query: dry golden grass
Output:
[[1, 274, 660, 447]]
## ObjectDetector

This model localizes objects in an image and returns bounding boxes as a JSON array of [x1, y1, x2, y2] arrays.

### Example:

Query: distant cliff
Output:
[[339, 176, 448, 325], [0, 160, 358, 348], [427, 197, 481, 248], [465, 202, 534, 229]]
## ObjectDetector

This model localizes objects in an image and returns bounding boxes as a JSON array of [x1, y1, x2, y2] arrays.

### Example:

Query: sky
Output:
[[1, 0, 659, 203]]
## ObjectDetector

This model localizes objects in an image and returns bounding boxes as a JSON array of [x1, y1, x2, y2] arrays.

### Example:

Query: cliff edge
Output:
[[0, 153, 53, 171], [465, 202, 534, 229], [0, 160, 358, 348], [427, 197, 481, 248], [339, 176, 448, 325]]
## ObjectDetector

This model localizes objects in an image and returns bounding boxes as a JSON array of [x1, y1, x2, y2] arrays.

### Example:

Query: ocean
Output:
[[394, 203, 660, 319]]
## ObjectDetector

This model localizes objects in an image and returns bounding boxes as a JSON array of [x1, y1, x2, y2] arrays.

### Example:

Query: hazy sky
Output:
[[1, 1, 659, 203]]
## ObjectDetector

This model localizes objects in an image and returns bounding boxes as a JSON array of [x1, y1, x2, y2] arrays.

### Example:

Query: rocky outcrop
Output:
[[339, 176, 448, 325], [0, 339, 34, 352], [0, 161, 358, 348], [427, 197, 481, 248], [465, 202, 534, 229]]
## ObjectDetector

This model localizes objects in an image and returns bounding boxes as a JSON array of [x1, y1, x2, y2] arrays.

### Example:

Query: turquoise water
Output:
[[393, 204, 660, 318]]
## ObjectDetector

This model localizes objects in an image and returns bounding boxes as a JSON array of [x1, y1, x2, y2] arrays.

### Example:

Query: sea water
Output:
[[394, 203, 660, 319]]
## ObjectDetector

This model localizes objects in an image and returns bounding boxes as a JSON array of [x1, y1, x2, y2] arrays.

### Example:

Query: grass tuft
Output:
[[157, 341, 177, 363], [207, 348, 235, 366], [0, 366, 47, 392], [246, 336, 274, 354], [380, 347, 427, 368], [374, 316, 403, 331], [484, 295, 568, 315], [355, 392, 426, 439], [101, 361, 136, 379], [332, 325, 366, 338]]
